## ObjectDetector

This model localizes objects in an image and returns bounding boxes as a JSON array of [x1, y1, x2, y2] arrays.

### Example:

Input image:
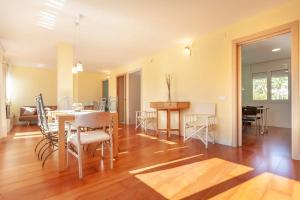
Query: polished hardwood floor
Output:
[[0, 124, 299, 200]]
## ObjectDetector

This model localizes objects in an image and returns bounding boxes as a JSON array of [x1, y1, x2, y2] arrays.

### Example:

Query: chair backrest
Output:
[[35, 93, 49, 131], [193, 103, 216, 116], [108, 97, 117, 112], [244, 106, 258, 116], [99, 97, 106, 112], [74, 112, 112, 129]]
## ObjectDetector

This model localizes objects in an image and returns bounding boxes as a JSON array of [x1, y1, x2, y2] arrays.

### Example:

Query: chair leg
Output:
[[66, 143, 69, 168], [110, 140, 113, 169], [38, 141, 51, 159], [34, 136, 46, 153], [40, 144, 52, 160], [101, 142, 104, 159], [144, 120, 147, 133], [78, 145, 83, 179], [205, 126, 208, 149], [42, 148, 58, 168]]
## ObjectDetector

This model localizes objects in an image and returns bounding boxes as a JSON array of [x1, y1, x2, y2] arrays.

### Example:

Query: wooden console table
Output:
[[150, 102, 190, 138]]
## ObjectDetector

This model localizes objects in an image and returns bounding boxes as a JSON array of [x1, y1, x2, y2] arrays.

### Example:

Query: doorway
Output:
[[117, 74, 126, 124], [102, 79, 109, 111], [102, 79, 109, 99], [241, 33, 292, 156], [233, 21, 299, 160], [129, 70, 141, 124]]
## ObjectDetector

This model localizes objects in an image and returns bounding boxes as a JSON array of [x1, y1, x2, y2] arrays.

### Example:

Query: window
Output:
[[271, 70, 289, 100], [252, 73, 268, 100]]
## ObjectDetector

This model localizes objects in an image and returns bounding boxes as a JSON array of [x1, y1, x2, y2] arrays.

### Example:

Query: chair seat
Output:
[[47, 122, 77, 132], [137, 116, 156, 120], [185, 121, 206, 128], [69, 130, 110, 145]]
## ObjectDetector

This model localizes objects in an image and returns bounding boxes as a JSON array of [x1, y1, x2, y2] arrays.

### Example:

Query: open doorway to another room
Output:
[[102, 79, 109, 111], [117, 74, 126, 124], [241, 33, 291, 157], [128, 70, 141, 125]]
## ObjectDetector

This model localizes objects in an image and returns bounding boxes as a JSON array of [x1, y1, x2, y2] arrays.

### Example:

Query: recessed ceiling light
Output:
[[272, 48, 281, 52]]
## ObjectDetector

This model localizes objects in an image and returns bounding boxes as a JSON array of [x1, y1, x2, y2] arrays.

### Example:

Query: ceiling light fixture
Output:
[[272, 48, 281, 52], [184, 45, 191, 56], [72, 14, 84, 74], [72, 66, 78, 74]]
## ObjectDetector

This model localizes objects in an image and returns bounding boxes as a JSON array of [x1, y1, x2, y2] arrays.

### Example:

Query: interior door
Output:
[[117, 75, 126, 123], [129, 71, 141, 124], [102, 80, 109, 99]]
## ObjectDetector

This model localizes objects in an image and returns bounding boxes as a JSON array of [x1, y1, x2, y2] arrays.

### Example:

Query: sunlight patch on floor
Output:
[[129, 154, 204, 174], [137, 133, 157, 139], [135, 158, 253, 199], [154, 146, 188, 154], [211, 172, 300, 200], [118, 151, 129, 155], [158, 139, 177, 145], [137, 133, 177, 145], [13, 131, 42, 139]]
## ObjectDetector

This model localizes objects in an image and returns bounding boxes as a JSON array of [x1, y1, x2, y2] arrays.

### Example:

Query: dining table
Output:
[[48, 110, 118, 172]]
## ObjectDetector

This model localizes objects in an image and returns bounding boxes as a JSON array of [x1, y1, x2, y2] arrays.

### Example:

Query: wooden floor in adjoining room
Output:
[[0, 124, 299, 200]]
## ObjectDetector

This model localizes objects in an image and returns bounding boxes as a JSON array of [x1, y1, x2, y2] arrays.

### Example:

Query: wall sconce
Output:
[[184, 45, 191, 56]]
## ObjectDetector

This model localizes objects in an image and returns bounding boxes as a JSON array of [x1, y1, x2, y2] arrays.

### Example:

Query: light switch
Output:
[[218, 96, 227, 101]]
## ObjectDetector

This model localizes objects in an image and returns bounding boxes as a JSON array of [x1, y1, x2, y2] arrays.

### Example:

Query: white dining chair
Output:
[[183, 103, 216, 149], [135, 111, 157, 133], [67, 112, 113, 179]]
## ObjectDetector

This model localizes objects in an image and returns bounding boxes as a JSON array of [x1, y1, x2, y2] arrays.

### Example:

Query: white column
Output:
[[57, 43, 74, 110], [0, 50, 7, 138]]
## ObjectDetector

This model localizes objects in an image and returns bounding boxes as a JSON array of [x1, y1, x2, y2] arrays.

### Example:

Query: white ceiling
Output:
[[242, 33, 291, 65], [0, 0, 287, 71]]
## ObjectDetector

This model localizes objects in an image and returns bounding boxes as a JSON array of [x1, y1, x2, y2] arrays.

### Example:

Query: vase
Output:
[[168, 89, 171, 102]]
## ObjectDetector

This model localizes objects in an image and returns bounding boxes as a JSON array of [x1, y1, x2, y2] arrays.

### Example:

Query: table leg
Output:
[[167, 110, 170, 138], [265, 109, 268, 134], [112, 113, 119, 158], [156, 110, 159, 136], [178, 110, 181, 137], [58, 117, 66, 172], [260, 109, 264, 135]]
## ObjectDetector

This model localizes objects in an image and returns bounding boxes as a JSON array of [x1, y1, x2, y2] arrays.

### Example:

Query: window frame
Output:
[[251, 72, 268, 101], [270, 69, 290, 102], [251, 69, 290, 103]]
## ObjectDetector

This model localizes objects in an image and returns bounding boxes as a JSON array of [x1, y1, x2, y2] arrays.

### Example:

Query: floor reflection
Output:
[[135, 158, 253, 199]]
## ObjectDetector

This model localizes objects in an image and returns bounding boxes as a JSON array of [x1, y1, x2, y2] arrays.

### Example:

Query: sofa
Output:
[[19, 106, 57, 125]]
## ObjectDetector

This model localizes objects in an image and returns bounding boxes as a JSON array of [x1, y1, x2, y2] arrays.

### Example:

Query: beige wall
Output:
[[10, 66, 106, 121], [10, 66, 57, 120], [75, 71, 106, 105], [108, 0, 300, 146]]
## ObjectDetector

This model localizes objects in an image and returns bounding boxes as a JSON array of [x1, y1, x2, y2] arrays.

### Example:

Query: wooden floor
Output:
[[0, 125, 299, 200]]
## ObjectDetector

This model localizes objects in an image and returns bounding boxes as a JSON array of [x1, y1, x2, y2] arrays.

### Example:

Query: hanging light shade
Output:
[[72, 66, 78, 74], [72, 14, 84, 73], [76, 62, 83, 72]]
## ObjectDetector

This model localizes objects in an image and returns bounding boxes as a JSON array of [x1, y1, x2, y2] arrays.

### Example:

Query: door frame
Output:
[[116, 73, 127, 124], [232, 21, 299, 159], [102, 79, 109, 98]]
